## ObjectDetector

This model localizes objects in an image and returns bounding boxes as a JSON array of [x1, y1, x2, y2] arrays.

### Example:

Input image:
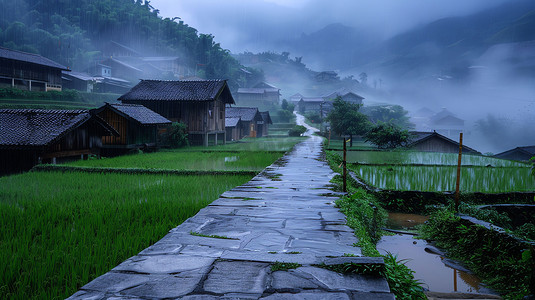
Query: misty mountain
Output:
[[280, 23, 377, 71], [287, 0, 535, 81]]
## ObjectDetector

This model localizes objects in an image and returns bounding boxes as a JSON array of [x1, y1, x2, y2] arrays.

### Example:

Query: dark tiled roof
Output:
[[225, 117, 241, 127], [109, 104, 171, 125], [119, 80, 235, 104], [62, 71, 95, 81], [0, 109, 90, 147], [225, 107, 260, 122], [0, 47, 68, 70], [495, 146, 535, 157]]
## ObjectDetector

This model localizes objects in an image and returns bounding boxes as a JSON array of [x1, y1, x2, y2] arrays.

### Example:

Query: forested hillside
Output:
[[0, 0, 258, 88]]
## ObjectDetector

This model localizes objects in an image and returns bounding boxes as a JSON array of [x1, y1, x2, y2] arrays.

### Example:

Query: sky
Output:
[[150, 0, 511, 53]]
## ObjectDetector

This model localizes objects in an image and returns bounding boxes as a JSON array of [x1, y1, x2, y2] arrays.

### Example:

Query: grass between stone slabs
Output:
[[0, 171, 251, 300], [189, 231, 237, 240], [271, 262, 302, 271]]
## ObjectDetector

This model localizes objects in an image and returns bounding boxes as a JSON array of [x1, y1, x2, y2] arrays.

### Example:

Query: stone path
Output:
[[68, 116, 394, 299]]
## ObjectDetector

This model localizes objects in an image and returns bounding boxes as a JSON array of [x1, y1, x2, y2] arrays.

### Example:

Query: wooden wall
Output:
[[123, 99, 225, 134]]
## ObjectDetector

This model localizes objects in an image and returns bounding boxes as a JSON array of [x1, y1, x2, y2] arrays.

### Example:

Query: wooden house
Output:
[[298, 97, 328, 114], [315, 71, 339, 82], [429, 108, 465, 139], [323, 88, 364, 105], [0, 109, 117, 175], [91, 103, 171, 156], [259, 111, 273, 137], [119, 80, 235, 146], [0, 46, 69, 92], [408, 131, 480, 154], [225, 107, 264, 138], [237, 82, 281, 106], [494, 146, 535, 162], [101, 58, 143, 84], [225, 117, 243, 142], [62, 71, 95, 93]]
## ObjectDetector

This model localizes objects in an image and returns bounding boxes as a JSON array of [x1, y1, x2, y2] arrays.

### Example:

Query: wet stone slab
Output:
[[67, 131, 394, 299], [203, 261, 270, 294]]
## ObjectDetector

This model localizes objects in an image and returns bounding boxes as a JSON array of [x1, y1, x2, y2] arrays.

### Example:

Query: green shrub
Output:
[[288, 125, 307, 137], [161, 122, 188, 148], [420, 209, 531, 298]]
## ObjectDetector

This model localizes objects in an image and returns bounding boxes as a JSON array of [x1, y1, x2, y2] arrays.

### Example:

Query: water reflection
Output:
[[378, 213, 495, 294]]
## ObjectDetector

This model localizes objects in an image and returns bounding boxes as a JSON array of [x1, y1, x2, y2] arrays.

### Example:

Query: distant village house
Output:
[[494, 146, 535, 162], [225, 107, 271, 138], [237, 82, 281, 106]]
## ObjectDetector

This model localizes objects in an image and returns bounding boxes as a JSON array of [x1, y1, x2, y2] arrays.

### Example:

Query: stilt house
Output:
[[119, 80, 235, 146]]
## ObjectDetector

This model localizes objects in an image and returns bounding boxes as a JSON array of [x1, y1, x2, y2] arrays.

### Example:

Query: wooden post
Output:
[[455, 132, 463, 212], [328, 129, 331, 148], [343, 138, 347, 193]]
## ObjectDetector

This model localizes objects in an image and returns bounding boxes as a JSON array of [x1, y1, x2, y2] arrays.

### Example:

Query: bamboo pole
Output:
[[343, 138, 347, 193], [455, 132, 463, 212]]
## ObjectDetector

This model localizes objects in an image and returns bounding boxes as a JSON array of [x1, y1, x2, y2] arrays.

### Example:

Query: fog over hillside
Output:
[[151, 0, 534, 154]]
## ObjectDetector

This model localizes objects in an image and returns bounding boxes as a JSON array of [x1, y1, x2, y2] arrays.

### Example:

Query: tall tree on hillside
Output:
[[362, 104, 414, 129], [326, 97, 371, 147]]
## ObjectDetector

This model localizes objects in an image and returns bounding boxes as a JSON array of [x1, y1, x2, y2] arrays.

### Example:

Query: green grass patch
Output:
[[351, 164, 535, 193], [67, 151, 283, 172], [0, 171, 250, 299], [270, 262, 302, 271]]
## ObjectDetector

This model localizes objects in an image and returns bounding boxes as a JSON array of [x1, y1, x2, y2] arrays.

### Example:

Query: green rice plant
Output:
[[0, 171, 250, 300], [67, 151, 283, 172], [351, 165, 535, 193], [339, 150, 526, 167]]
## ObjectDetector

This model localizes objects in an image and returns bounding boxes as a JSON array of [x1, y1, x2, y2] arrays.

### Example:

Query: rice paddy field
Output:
[[0, 136, 304, 299], [338, 150, 527, 167], [68, 150, 284, 171], [352, 165, 535, 192], [341, 150, 534, 193]]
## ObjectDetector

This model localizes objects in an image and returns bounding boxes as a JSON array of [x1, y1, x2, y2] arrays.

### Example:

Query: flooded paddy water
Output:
[[377, 213, 497, 294]]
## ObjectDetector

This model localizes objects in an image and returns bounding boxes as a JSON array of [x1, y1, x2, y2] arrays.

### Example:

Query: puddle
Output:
[[386, 212, 429, 230], [378, 213, 496, 294]]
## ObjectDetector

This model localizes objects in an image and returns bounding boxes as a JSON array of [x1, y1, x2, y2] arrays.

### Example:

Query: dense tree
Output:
[[365, 122, 410, 149], [362, 105, 414, 129], [326, 97, 371, 147], [0, 0, 248, 88]]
